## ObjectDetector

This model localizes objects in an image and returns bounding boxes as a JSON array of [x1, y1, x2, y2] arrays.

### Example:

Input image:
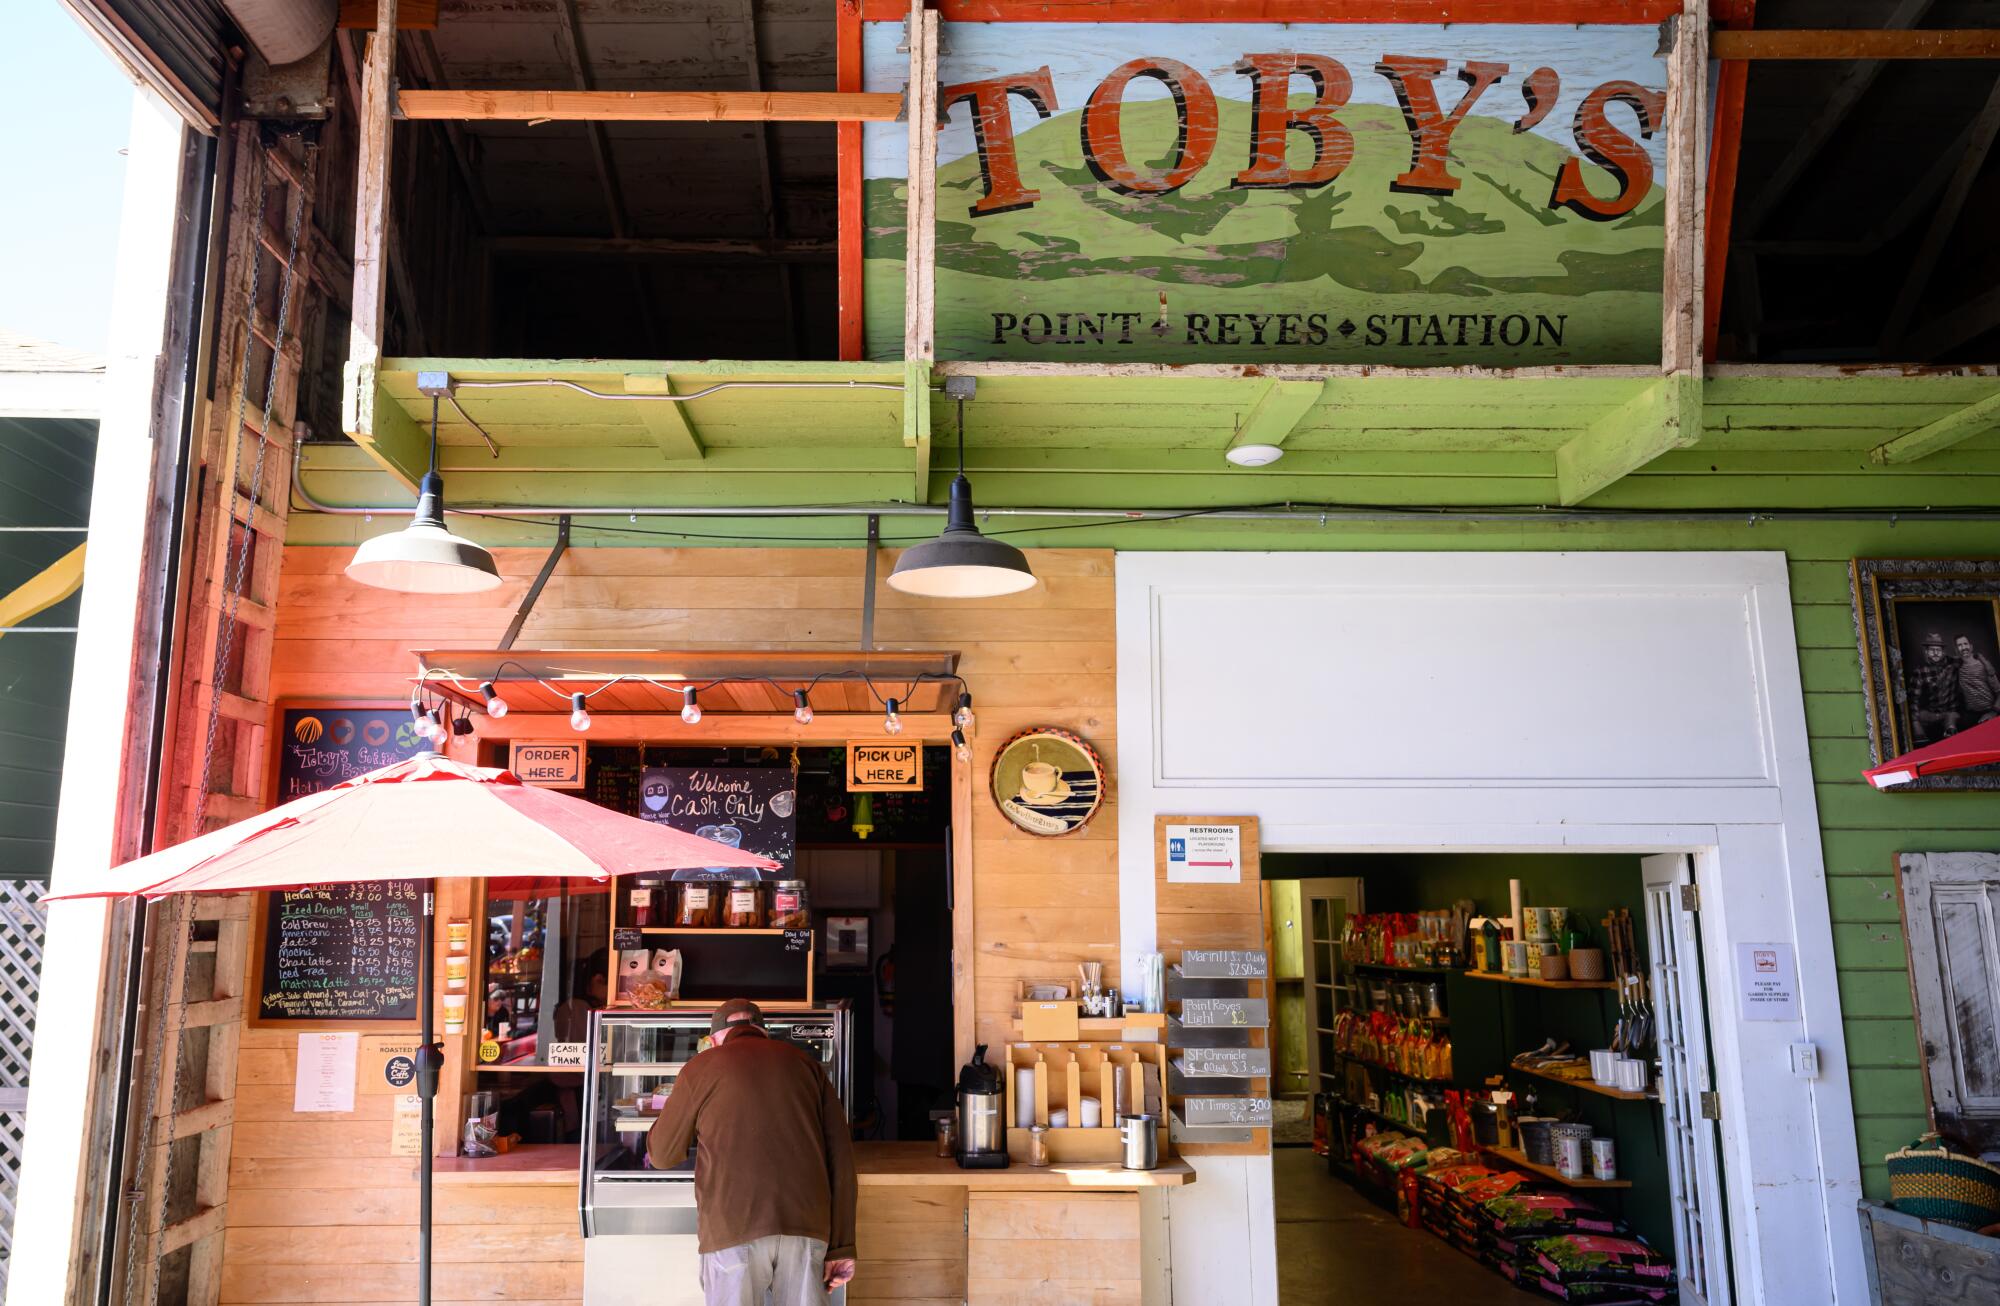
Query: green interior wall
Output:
[[1268, 852, 1668, 1249]]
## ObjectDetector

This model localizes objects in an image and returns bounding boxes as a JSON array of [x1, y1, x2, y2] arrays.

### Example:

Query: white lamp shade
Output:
[[346, 520, 502, 593], [886, 559, 1038, 598]]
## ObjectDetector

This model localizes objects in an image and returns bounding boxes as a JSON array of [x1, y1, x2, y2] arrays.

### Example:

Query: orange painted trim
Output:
[[857, 0, 1679, 22], [1705, 0, 1755, 358], [838, 0, 865, 362]]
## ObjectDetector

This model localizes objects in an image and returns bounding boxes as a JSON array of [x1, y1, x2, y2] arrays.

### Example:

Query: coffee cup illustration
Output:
[[697, 824, 744, 848]]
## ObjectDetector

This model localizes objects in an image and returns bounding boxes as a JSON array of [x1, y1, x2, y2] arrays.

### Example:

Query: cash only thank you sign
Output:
[[862, 18, 1670, 365]]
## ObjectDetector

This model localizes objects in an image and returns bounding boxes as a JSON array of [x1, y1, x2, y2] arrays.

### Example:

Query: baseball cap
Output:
[[709, 998, 765, 1033]]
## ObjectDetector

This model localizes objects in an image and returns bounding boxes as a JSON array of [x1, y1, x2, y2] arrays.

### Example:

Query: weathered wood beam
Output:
[[347, 0, 397, 371], [341, 360, 427, 490], [736, 0, 802, 358], [338, 0, 434, 27], [1227, 380, 1323, 450], [395, 90, 902, 122], [1662, 0, 1707, 376], [1737, 0, 1934, 238], [1870, 389, 2000, 464], [904, 5, 939, 504], [1881, 74, 2000, 353], [1555, 375, 1702, 506], [485, 234, 836, 260], [1903, 285, 2000, 361], [401, 30, 494, 234], [1713, 29, 2000, 58], [622, 375, 704, 460]]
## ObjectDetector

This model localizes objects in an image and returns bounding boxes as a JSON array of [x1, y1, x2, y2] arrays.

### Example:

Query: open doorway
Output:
[[1265, 852, 1729, 1306]]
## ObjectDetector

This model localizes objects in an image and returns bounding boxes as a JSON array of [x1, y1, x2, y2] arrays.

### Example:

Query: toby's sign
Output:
[[862, 21, 1669, 365]]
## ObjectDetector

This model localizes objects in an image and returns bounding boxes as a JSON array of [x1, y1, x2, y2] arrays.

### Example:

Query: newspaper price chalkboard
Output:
[[256, 881, 422, 1023]]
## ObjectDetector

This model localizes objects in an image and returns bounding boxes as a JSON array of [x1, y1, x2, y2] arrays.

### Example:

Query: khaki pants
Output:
[[699, 1235, 830, 1306]]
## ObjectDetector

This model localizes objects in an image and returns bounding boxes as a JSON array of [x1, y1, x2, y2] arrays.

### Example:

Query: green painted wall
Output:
[[292, 452, 2000, 1201]]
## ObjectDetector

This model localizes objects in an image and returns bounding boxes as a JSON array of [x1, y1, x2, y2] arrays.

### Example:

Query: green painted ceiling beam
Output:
[[1227, 379, 1324, 450], [341, 360, 427, 491], [1870, 388, 2000, 464], [905, 358, 932, 503], [1555, 374, 1702, 506], [622, 373, 704, 459]]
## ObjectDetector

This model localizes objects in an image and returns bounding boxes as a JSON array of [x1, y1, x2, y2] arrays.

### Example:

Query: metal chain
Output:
[[118, 133, 314, 1306]]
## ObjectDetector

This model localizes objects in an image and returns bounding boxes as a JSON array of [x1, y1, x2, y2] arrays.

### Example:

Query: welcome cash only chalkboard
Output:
[[251, 706, 430, 1026]]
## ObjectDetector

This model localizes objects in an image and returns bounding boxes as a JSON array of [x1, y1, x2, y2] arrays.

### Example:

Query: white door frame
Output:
[[1115, 551, 1864, 1306]]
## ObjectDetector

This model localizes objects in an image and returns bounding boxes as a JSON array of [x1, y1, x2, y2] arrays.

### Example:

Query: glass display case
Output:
[[579, 1004, 851, 1237]]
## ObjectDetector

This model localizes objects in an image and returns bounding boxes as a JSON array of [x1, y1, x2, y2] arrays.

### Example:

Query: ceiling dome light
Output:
[[1225, 444, 1285, 468], [888, 394, 1036, 599], [345, 393, 501, 593]]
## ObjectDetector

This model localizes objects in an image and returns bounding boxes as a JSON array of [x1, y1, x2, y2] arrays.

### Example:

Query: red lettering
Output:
[[1513, 66, 1559, 134], [940, 68, 1058, 216], [1232, 53, 1353, 189], [1549, 80, 1665, 221], [1374, 55, 1508, 195], [1081, 57, 1219, 196]]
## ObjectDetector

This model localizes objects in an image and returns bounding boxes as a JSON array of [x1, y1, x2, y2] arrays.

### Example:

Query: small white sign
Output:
[[294, 1032, 358, 1113], [1734, 942, 1800, 1022], [389, 1093, 423, 1156], [547, 1041, 587, 1068], [1165, 823, 1242, 884]]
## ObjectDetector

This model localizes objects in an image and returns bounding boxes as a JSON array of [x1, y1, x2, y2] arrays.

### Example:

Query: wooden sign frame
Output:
[[510, 738, 587, 788], [249, 700, 431, 1031]]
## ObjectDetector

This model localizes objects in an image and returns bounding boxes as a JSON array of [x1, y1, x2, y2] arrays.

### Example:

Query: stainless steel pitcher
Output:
[[1119, 1113, 1159, 1170]]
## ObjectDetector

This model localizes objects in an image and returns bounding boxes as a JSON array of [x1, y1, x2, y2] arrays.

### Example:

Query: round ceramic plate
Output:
[[990, 727, 1104, 837]]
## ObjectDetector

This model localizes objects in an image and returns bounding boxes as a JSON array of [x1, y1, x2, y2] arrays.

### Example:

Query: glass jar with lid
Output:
[[628, 876, 666, 928], [725, 879, 765, 929], [769, 880, 810, 929], [675, 882, 720, 929]]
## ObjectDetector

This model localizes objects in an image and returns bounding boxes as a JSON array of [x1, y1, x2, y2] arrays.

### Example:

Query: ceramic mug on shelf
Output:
[[1503, 941, 1530, 977], [1615, 1059, 1647, 1093], [1590, 1049, 1617, 1085]]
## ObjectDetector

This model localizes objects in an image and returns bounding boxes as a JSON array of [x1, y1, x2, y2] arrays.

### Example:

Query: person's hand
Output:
[[824, 1257, 856, 1290]]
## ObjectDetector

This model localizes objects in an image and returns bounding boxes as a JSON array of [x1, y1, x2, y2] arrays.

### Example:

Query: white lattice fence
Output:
[[0, 880, 49, 1296]]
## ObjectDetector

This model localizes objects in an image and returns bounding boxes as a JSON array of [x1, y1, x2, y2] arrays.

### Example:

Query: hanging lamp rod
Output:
[[289, 444, 2000, 528]]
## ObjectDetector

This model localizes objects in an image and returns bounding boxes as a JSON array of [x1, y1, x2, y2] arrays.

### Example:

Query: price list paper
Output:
[[258, 881, 422, 1022], [294, 1032, 359, 1113]]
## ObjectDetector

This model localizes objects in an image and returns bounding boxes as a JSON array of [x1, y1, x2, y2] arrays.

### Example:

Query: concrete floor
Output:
[[1273, 1147, 1542, 1305]]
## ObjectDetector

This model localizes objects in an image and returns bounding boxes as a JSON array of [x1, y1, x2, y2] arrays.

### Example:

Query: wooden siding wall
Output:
[[217, 542, 1116, 1304]]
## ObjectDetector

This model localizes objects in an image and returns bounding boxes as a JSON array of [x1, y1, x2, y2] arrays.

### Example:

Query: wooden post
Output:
[[349, 0, 398, 369], [1662, 0, 1707, 378], [903, 5, 939, 502]]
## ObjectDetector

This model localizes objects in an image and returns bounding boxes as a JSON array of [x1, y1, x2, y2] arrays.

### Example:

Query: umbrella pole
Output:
[[416, 889, 443, 1306]]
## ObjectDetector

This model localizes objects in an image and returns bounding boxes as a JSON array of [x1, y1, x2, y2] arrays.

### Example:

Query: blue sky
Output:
[[0, 3, 135, 354]]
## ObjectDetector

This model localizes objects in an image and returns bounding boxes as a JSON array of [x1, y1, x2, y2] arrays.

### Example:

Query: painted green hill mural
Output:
[[866, 99, 1664, 364]]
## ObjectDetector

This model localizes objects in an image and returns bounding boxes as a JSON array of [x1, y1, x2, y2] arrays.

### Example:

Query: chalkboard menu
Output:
[[256, 706, 431, 1024], [275, 706, 428, 801], [256, 880, 422, 1023], [635, 765, 797, 881]]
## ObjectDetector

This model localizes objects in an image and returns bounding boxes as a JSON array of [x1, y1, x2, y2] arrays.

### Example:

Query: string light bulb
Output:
[[792, 690, 814, 725], [569, 693, 592, 732], [424, 708, 446, 743], [954, 691, 974, 729], [479, 681, 510, 718], [681, 688, 702, 726], [882, 698, 903, 735], [952, 727, 970, 762]]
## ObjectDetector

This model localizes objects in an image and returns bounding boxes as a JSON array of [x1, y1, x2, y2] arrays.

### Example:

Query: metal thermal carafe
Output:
[[955, 1044, 1008, 1169], [579, 1006, 851, 1305]]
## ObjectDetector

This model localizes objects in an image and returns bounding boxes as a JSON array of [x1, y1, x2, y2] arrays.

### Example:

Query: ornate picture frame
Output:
[[1851, 558, 2000, 791], [989, 727, 1105, 836]]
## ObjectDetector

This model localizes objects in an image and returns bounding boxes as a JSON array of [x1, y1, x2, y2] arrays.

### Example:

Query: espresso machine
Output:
[[955, 1045, 1008, 1169]]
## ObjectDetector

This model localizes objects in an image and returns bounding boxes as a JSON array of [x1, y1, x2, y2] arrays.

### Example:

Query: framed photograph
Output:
[[1851, 559, 2000, 790]]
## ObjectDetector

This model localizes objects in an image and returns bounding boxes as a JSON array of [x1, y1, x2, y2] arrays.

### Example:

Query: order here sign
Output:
[[848, 740, 922, 791], [510, 740, 586, 788]]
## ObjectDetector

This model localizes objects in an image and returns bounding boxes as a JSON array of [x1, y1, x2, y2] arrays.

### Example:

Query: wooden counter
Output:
[[431, 1141, 1181, 1303], [853, 1140, 1194, 1189]]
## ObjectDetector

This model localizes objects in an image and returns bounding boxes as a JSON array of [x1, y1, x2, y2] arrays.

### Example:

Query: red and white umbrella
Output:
[[1863, 716, 2000, 788], [56, 751, 777, 1306]]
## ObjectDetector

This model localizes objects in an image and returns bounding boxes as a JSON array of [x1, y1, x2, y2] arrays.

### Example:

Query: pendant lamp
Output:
[[346, 394, 502, 593], [888, 397, 1036, 598]]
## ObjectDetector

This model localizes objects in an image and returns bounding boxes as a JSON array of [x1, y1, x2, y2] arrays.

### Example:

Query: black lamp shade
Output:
[[888, 475, 1037, 598]]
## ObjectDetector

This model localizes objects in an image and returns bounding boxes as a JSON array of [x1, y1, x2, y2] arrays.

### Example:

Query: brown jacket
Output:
[[645, 1026, 857, 1260]]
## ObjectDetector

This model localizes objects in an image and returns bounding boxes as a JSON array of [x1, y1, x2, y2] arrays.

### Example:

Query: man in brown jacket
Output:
[[647, 999, 858, 1304]]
